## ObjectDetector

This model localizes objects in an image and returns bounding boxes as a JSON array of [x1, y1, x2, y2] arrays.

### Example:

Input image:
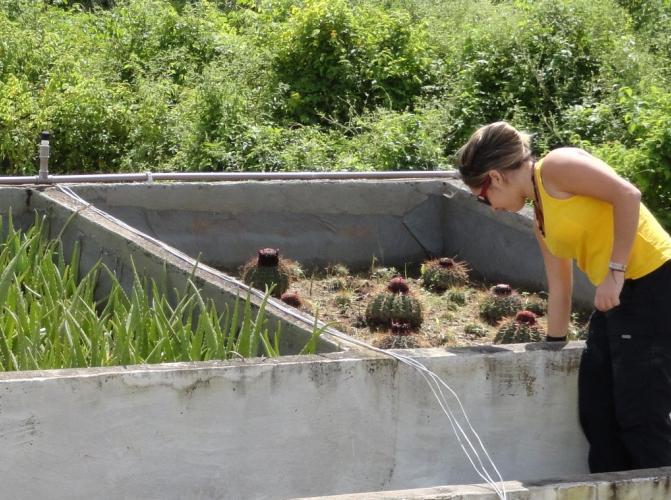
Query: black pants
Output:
[[579, 260, 671, 472]]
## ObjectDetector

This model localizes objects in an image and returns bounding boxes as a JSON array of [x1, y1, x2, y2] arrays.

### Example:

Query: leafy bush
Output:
[[344, 106, 447, 170], [431, 0, 654, 154], [579, 87, 671, 230], [0, 76, 38, 174], [615, 0, 671, 77], [167, 40, 276, 171], [0, 0, 669, 177], [39, 76, 134, 173], [96, 0, 231, 84], [272, 0, 434, 123]]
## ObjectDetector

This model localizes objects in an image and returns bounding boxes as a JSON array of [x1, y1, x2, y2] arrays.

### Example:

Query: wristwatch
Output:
[[608, 261, 627, 273]]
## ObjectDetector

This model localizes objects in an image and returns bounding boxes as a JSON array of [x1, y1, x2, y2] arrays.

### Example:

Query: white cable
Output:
[[55, 184, 507, 499]]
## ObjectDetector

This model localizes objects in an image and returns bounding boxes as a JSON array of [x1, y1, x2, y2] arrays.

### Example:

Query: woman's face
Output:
[[470, 170, 526, 212]]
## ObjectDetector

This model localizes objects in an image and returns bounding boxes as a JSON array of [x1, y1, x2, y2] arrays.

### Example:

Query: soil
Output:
[[236, 262, 591, 349]]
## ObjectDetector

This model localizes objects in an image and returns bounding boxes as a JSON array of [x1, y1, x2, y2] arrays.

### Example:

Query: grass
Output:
[[0, 212, 320, 372]]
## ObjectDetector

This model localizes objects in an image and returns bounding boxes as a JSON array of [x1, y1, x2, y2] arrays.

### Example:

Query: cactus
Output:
[[327, 263, 350, 277], [280, 291, 302, 308], [494, 310, 544, 344], [325, 276, 347, 291], [479, 283, 523, 325], [365, 277, 423, 329], [373, 321, 420, 349], [241, 248, 292, 297], [464, 323, 489, 338], [523, 295, 547, 317], [420, 257, 469, 292], [446, 289, 467, 311], [334, 291, 353, 312], [370, 266, 399, 281]]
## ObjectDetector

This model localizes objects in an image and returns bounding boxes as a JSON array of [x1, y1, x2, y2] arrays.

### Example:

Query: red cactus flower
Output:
[[438, 257, 456, 268], [280, 291, 302, 308], [387, 277, 409, 294], [492, 283, 513, 296], [257, 248, 280, 267], [515, 310, 537, 325]]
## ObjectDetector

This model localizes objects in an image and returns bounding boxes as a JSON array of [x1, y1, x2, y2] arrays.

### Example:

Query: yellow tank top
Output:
[[534, 158, 671, 285]]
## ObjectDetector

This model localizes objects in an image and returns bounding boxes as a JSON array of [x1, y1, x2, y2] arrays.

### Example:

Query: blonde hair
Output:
[[456, 121, 532, 188]]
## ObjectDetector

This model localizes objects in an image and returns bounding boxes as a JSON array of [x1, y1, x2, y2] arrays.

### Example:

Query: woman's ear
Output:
[[490, 169, 505, 186]]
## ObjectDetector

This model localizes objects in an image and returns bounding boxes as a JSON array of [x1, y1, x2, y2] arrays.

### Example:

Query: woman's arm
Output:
[[536, 227, 572, 337], [541, 148, 641, 311]]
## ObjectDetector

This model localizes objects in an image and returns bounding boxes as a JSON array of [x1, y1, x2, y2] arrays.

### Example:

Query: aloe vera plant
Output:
[[0, 213, 321, 372]]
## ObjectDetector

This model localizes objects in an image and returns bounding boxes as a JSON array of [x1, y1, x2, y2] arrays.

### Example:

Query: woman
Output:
[[456, 121, 671, 473]]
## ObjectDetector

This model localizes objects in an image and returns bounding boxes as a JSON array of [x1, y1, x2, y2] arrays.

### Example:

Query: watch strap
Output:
[[608, 261, 627, 272]]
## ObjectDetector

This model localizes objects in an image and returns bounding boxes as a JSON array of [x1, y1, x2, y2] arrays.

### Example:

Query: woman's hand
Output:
[[594, 271, 625, 311]]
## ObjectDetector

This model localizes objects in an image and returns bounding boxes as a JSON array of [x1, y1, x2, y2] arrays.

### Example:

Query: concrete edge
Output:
[[0, 341, 584, 382], [295, 466, 671, 499]]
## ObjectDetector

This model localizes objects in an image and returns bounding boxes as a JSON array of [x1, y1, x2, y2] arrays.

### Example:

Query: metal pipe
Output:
[[0, 170, 460, 186], [38, 132, 50, 182]]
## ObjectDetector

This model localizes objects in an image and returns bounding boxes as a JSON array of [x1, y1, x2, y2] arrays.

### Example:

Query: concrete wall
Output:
[[70, 180, 595, 306], [0, 343, 588, 500], [0, 187, 38, 230], [69, 180, 448, 272]]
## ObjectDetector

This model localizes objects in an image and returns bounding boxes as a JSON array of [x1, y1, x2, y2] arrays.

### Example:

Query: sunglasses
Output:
[[477, 176, 492, 206]]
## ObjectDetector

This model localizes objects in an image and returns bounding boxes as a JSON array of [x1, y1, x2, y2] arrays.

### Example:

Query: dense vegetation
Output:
[[0, 0, 669, 227], [0, 212, 322, 371]]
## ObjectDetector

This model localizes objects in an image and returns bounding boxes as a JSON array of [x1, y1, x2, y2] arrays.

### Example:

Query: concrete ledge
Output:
[[0, 343, 589, 499], [298, 466, 671, 499]]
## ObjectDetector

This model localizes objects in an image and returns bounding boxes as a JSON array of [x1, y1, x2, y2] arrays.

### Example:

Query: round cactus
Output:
[[494, 310, 544, 344], [334, 291, 353, 312], [373, 321, 420, 349], [241, 248, 292, 297], [374, 335, 421, 349], [479, 283, 523, 325], [327, 263, 350, 277], [523, 296, 547, 317], [280, 291, 302, 308], [420, 257, 469, 292], [370, 266, 399, 281], [365, 277, 423, 330], [464, 323, 489, 338]]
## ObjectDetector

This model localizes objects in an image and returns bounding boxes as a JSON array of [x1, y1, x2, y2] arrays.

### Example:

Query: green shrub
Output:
[[0, 76, 38, 174], [0, 0, 669, 175], [96, 0, 231, 84], [345, 106, 447, 170], [39, 75, 134, 173], [615, 0, 671, 76], [167, 45, 276, 171], [432, 0, 653, 154], [582, 87, 671, 230], [272, 0, 434, 123]]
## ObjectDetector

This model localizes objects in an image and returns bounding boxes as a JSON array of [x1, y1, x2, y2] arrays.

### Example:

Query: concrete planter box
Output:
[[0, 178, 663, 499]]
